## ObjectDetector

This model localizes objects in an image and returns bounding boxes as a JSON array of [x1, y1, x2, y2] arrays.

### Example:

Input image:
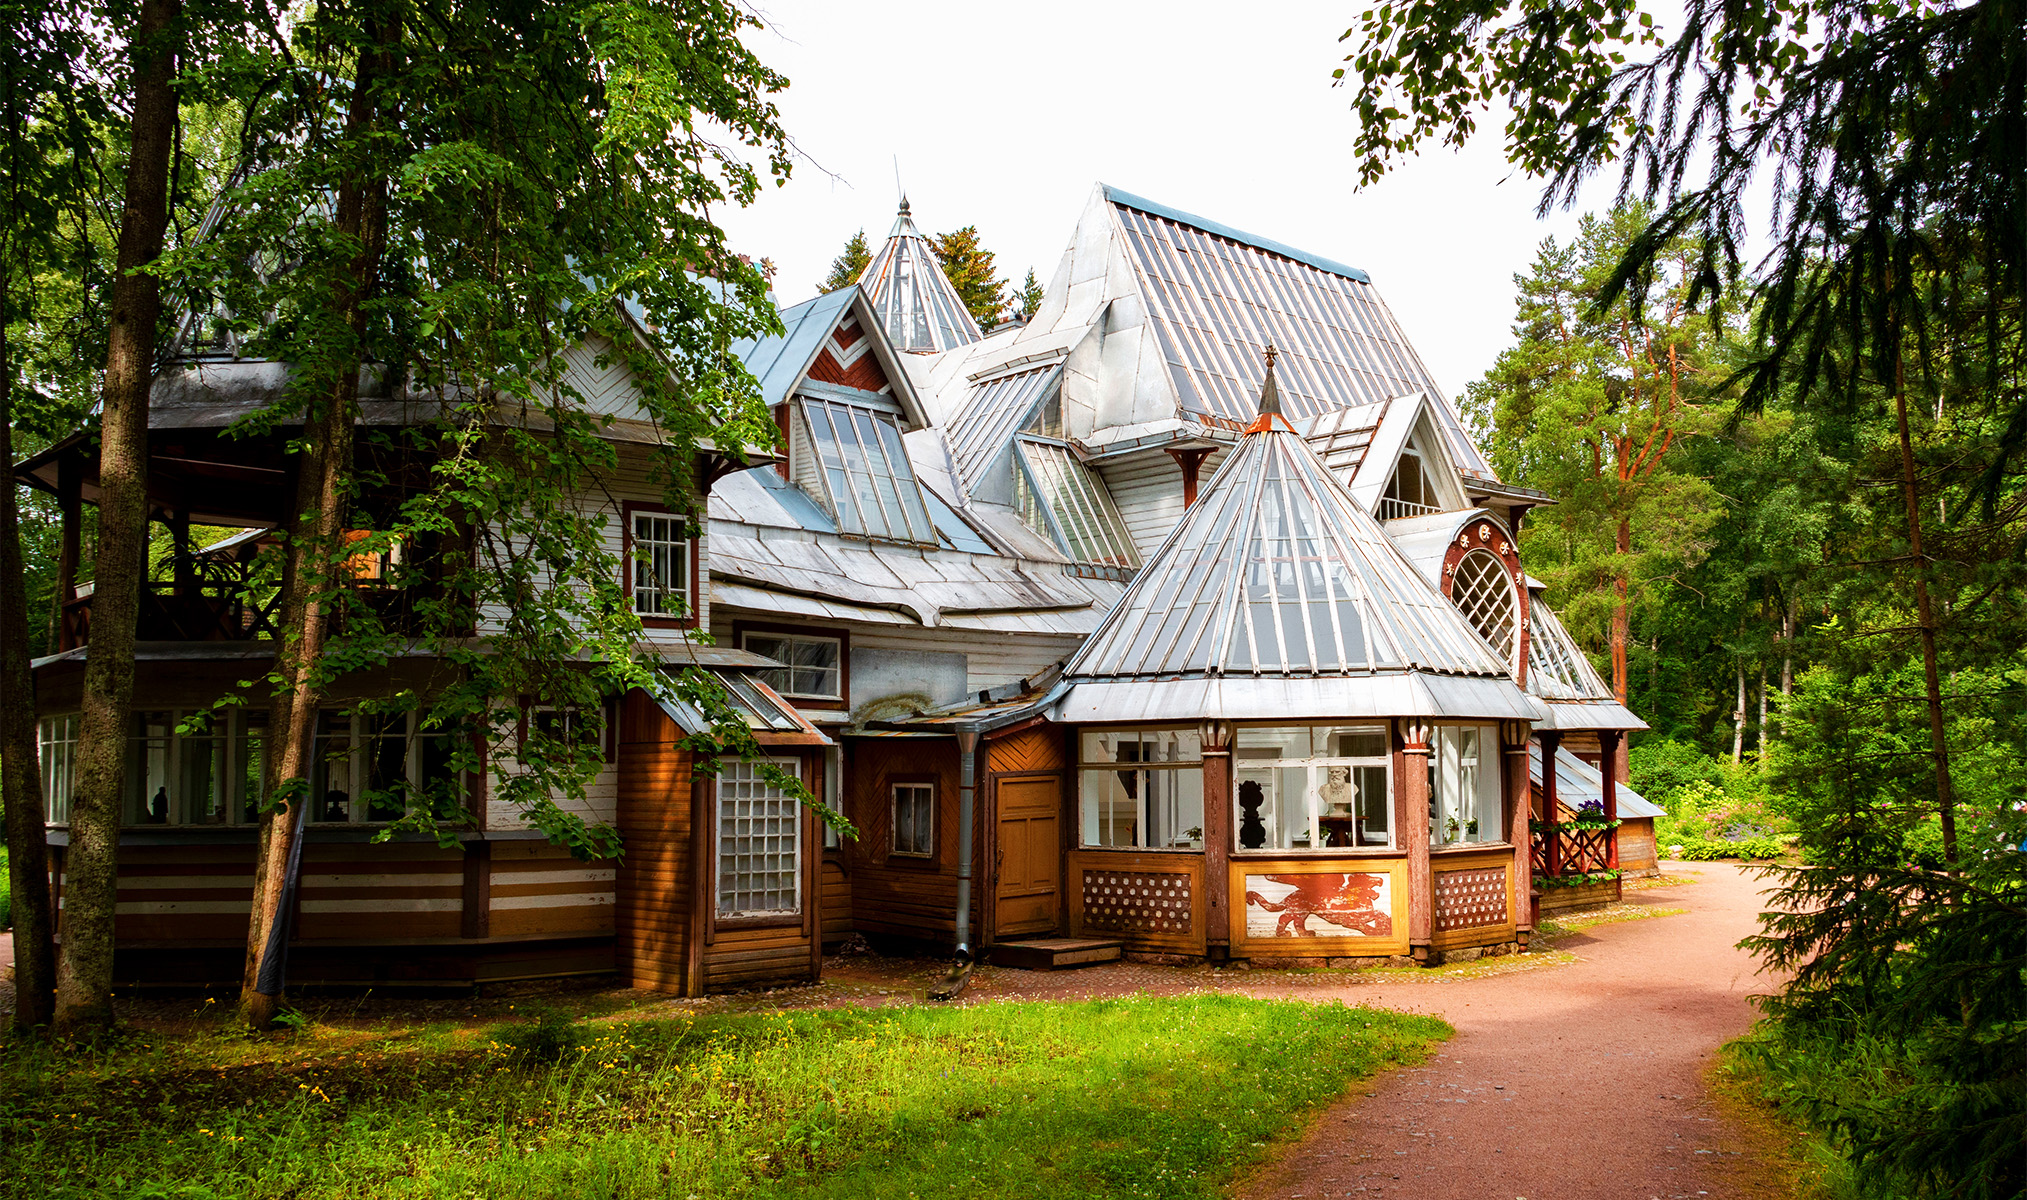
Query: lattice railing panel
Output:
[[1080, 869, 1194, 938], [1434, 866, 1509, 932], [1530, 826, 1613, 878]]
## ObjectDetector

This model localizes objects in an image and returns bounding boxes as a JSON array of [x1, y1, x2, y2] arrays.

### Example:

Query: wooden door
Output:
[[994, 775, 1061, 937]]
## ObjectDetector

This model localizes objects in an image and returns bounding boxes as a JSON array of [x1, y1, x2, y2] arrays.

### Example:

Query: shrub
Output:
[[1667, 836, 1786, 861], [497, 1003, 586, 1063]]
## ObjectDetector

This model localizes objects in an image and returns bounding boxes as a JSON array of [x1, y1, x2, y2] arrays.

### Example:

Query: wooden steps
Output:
[[988, 937, 1123, 970]]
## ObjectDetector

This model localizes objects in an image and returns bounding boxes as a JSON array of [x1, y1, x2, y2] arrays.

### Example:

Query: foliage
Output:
[[930, 224, 1006, 330], [1015, 267, 1044, 318], [1665, 836, 1785, 862], [818, 228, 870, 294], [1465, 206, 1721, 701], [0, 995, 1448, 1199], [1538, 868, 1621, 888], [496, 1003, 586, 1064], [1628, 737, 1723, 804]]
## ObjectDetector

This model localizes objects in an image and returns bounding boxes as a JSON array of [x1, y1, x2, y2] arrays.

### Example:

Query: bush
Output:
[[1629, 737, 1723, 806], [496, 1003, 586, 1063], [1666, 836, 1786, 861]]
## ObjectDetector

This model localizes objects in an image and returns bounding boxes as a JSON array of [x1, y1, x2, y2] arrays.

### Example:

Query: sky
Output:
[[713, 0, 1632, 403]]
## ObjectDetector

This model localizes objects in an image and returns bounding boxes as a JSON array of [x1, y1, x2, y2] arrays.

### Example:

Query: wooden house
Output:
[[24, 184, 1652, 990]]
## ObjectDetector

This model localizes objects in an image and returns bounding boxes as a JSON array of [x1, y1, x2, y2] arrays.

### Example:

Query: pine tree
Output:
[[818, 228, 869, 293], [931, 225, 1005, 329], [1015, 268, 1043, 319]]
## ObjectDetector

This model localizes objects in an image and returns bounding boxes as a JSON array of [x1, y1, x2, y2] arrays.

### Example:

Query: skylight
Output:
[[1014, 439, 1140, 568], [797, 396, 939, 545]]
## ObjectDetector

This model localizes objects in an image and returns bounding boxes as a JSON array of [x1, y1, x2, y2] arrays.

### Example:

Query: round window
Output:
[[1451, 547, 1519, 666]]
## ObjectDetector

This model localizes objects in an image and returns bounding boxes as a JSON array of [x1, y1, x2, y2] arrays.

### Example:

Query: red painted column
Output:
[[1600, 729, 1621, 870], [1199, 720, 1232, 961], [1502, 720, 1533, 938], [1400, 721, 1433, 963]]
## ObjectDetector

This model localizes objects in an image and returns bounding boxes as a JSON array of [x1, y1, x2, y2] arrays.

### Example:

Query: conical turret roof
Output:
[[858, 197, 982, 353], [1055, 352, 1539, 724]]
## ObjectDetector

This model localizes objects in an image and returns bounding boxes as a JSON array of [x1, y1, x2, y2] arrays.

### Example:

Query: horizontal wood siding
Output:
[[704, 924, 812, 991], [1618, 817, 1658, 874], [296, 842, 463, 940], [490, 841, 615, 938], [844, 737, 963, 941], [820, 857, 851, 943], [1097, 447, 1228, 560], [615, 690, 693, 993], [105, 843, 256, 941]]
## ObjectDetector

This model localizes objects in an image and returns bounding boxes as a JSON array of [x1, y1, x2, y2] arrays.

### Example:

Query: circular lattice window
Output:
[[1450, 548, 1519, 666]]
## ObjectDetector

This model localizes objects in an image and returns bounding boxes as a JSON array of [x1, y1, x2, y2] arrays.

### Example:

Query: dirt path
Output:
[[1234, 862, 1781, 1200]]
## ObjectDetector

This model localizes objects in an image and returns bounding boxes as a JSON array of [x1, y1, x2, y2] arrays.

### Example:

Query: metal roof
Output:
[[1531, 744, 1664, 818], [1103, 188, 1486, 474], [1300, 400, 1390, 482], [943, 362, 1061, 495], [1063, 365, 1514, 689], [1526, 596, 1615, 703], [859, 198, 982, 354], [728, 287, 856, 410]]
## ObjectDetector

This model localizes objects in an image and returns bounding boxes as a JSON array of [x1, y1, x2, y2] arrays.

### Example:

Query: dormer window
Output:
[[1014, 438, 1139, 568], [1451, 548, 1520, 667], [794, 394, 938, 545], [1379, 445, 1442, 519]]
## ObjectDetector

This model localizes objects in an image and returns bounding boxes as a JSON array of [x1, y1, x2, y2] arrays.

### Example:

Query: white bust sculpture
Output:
[[1318, 765, 1355, 817]]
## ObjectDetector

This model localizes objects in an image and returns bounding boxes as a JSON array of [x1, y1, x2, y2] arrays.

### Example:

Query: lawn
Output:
[[0, 994, 1447, 1200]]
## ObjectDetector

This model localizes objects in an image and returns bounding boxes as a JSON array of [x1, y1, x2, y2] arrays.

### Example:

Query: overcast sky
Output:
[[715, 1, 1627, 403]]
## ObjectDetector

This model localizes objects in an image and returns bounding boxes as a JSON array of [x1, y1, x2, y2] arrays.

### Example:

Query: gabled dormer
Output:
[[1346, 393, 1473, 520], [734, 286, 950, 548]]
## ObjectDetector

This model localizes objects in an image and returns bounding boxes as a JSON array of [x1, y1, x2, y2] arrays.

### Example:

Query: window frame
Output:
[[1429, 724, 1507, 849], [735, 622, 850, 709], [622, 501, 700, 630], [888, 777, 937, 861], [1076, 726, 1205, 852], [712, 755, 807, 928], [37, 713, 80, 826], [793, 393, 940, 546], [1230, 724, 1396, 855]]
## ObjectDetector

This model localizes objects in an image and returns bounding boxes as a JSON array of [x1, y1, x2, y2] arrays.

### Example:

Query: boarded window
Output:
[[717, 758, 802, 918]]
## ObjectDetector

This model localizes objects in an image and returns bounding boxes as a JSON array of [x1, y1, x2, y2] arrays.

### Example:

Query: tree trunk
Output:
[[53, 0, 180, 1035], [240, 16, 396, 1028], [2, 286, 56, 1031], [1612, 517, 1631, 704], [1731, 656, 1746, 765], [1756, 661, 1768, 756], [1893, 381, 1958, 865]]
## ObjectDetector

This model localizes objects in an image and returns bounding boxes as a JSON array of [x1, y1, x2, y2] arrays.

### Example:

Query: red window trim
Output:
[[622, 501, 701, 631]]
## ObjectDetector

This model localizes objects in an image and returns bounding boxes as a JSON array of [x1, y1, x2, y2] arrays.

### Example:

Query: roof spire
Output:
[[1257, 344, 1282, 418]]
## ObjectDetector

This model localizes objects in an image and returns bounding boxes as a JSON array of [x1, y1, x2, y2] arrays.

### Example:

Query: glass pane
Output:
[[314, 712, 354, 822], [1080, 768, 1140, 847], [717, 758, 801, 916], [1142, 768, 1204, 849], [132, 711, 174, 824], [1081, 728, 1202, 765]]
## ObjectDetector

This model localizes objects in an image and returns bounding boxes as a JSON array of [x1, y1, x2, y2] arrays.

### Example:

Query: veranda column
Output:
[[1501, 720, 1533, 940], [1400, 721, 1433, 963], [1539, 730, 1564, 884], [1600, 729, 1621, 870], [1198, 720, 1232, 962]]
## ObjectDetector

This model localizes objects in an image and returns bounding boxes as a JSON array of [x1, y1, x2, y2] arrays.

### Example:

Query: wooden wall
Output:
[[615, 690, 696, 992], [843, 736, 963, 941], [1618, 816, 1659, 876]]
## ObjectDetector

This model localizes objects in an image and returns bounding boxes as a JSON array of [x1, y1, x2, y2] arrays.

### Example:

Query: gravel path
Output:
[[1234, 862, 1782, 1200]]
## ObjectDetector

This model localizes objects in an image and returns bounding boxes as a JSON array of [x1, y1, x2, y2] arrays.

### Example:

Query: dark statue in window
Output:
[[1238, 780, 1266, 849]]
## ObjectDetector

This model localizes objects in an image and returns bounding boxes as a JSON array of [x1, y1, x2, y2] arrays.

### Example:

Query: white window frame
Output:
[[37, 713, 80, 825], [740, 630, 844, 702], [891, 782, 935, 858], [116, 708, 268, 828], [716, 757, 803, 919], [629, 510, 693, 620], [1431, 725, 1504, 846], [1232, 725, 1395, 853], [1077, 727, 1205, 851]]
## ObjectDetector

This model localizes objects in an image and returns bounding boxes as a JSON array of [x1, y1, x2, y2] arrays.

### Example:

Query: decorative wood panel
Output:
[[845, 738, 963, 939], [1227, 856, 1411, 958], [986, 724, 1067, 774], [1067, 850, 1205, 953], [1433, 864, 1508, 932]]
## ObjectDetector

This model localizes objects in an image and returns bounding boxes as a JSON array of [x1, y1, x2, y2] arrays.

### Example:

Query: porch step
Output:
[[989, 937, 1124, 970]]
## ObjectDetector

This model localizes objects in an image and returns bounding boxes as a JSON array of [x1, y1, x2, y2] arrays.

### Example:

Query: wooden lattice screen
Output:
[[1433, 865, 1509, 932], [1079, 868, 1194, 939]]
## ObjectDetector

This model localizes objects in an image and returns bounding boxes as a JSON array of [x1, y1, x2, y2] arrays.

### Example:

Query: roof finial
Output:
[[1257, 344, 1282, 418]]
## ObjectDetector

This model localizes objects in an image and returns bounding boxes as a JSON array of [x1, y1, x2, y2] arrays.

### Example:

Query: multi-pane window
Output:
[[37, 714, 79, 824], [717, 758, 802, 918], [89, 708, 266, 826], [741, 631, 843, 702], [1430, 726, 1503, 845], [630, 511, 692, 619], [1233, 725, 1393, 851], [797, 396, 938, 544], [891, 782, 934, 857], [1451, 549, 1519, 669], [311, 710, 461, 824], [1079, 728, 1203, 850], [1015, 439, 1140, 567]]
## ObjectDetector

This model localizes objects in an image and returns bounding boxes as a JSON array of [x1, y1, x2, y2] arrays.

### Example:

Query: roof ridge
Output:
[[1101, 184, 1372, 283]]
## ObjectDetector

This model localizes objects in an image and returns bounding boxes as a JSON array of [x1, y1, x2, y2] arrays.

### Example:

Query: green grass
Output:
[[0, 995, 1447, 1200]]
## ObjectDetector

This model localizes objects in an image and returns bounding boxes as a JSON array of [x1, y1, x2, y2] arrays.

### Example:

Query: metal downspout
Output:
[[931, 725, 981, 1001]]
